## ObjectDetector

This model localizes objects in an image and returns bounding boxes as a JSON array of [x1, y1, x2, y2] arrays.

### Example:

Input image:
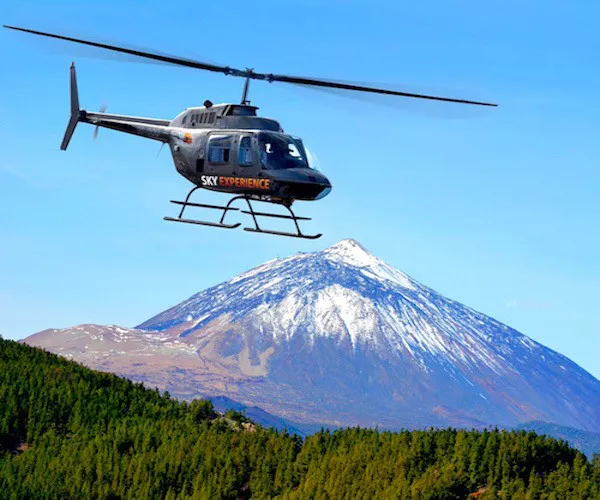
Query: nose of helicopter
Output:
[[271, 169, 332, 201], [313, 174, 332, 200], [305, 170, 332, 200], [315, 185, 332, 200]]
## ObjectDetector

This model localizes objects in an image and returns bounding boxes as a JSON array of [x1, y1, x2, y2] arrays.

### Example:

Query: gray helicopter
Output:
[[4, 25, 496, 239]]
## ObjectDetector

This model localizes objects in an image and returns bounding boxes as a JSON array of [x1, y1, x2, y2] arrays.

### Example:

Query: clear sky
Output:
[[1, 1, 598, 378]]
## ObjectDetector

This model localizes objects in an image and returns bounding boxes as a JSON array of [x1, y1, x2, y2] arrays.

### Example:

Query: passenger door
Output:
[[205, 133, 234, 176]]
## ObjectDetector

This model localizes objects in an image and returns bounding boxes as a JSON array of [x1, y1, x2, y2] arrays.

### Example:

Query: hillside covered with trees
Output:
[[1, 338, 599, 499]]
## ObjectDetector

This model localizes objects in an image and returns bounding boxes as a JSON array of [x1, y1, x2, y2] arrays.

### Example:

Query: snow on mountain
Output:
[[137, 239, 544, 377], [25, 239, 600, 433]]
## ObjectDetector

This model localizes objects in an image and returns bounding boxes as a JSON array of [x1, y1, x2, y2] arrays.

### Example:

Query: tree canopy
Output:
[[1, 338, 598, 499]]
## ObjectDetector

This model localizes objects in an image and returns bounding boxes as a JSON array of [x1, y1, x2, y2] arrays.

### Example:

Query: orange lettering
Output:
[[256, 179, 270, 190], [214, 177, 272, 190]]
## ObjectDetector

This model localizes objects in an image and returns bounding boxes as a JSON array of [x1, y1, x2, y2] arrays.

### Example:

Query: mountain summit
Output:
[[26, 239, 600, 432]]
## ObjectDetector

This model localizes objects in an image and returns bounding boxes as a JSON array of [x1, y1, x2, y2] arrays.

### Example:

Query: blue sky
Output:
[[1, 1, 599, 378]]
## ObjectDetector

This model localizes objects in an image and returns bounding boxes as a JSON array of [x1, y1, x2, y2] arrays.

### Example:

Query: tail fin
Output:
[[60, 62, 80, 150]]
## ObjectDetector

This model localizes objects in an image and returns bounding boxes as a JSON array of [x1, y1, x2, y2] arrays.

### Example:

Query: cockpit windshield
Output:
[[257, 132, 310, 170]]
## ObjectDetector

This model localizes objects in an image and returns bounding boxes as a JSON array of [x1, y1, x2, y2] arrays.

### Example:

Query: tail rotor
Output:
[[93, 103, 107, 140]]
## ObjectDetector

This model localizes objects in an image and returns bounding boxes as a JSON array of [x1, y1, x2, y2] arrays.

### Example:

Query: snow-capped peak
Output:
[[26, 238, 600, 435], [324, 239, 373, 264], [323, 239, 416, 290]]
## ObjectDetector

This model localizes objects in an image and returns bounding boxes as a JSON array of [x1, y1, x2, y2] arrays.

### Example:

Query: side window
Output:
[[208, 112, 215, 124], [208, 136, 231, 164], [238, 136, 253, 167]]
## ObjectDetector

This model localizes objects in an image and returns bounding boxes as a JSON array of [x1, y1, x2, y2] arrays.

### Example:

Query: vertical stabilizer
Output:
[[60, 62, 81, 151]]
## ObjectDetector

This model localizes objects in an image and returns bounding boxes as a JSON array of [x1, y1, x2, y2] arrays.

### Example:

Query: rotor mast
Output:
[[240, 69, 253, 105]]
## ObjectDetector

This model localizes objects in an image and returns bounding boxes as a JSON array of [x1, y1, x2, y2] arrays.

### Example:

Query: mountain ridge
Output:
[[24, 239, 600, 435]]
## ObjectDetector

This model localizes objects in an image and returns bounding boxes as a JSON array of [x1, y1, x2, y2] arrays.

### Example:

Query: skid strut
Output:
[[163, 186, 241, 229], [164, 187, 321, 239]]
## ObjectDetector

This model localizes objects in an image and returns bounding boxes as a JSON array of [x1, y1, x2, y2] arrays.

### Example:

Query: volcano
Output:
[[25, 239, 600, 433]]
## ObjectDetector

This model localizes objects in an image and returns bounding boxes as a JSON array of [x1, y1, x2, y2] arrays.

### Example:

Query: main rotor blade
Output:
[[261, 74, 497, 107], [3, 25, 243, 76], [4, 25, 497, 107]]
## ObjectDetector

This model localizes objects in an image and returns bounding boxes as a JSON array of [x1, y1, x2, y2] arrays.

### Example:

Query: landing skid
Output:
[[164, 187, 321, 239]]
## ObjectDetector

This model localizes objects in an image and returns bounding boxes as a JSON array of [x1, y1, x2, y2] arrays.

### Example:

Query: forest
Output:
[[1, 337, 599, 499]]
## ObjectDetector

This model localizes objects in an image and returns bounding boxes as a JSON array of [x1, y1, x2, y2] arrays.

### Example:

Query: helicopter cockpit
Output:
[[257, 132, 311, 171]]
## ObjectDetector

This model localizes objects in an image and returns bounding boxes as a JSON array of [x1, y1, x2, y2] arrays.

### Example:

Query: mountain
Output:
[[208, 396, 322, 437], [24, 239, 600, 434], [515, 421, 600, 459]]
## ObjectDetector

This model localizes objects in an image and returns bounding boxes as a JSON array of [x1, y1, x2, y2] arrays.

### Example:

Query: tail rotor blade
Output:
[[93, 103, 108, 140]]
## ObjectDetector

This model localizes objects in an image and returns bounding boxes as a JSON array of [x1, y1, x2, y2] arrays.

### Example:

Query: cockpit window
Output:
[[257, 132, 309, 170]]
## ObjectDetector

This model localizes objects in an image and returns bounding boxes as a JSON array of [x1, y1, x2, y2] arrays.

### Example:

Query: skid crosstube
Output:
[[164, 187, 321, 239], [240, 210, 311, 221]]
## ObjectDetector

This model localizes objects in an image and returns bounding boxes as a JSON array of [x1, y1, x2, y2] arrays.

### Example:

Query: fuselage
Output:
[[78, 97, 331, 203], [166, 103, 332, 202]]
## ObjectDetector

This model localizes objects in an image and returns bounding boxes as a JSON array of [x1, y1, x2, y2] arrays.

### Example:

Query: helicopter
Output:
[[4, 25, 497, 240]]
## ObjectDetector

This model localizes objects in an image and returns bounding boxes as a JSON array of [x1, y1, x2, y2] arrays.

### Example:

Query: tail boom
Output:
[[60, 63, 172, 150]]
